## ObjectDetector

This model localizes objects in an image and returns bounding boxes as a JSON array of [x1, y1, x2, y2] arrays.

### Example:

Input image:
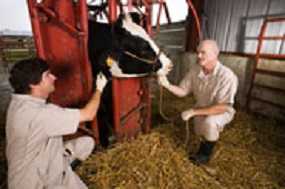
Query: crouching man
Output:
[[158, 40, 238, 165], [6, 58, 107, 188]]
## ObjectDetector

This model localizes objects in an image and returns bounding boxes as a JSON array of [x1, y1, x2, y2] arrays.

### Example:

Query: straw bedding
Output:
[[76, 93, 285, 189]]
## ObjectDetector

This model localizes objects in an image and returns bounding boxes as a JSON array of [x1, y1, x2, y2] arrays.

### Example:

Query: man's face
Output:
[[39, 70, 57, 95], [196, 42, 218, 68]]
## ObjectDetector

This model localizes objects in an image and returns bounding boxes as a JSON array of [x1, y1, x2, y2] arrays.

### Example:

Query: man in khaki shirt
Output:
[[158, 40, 238, 165], [6, 58, 107, 188]]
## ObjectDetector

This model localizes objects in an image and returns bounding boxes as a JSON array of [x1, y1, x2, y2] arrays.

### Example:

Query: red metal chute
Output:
[[27, 0, 99, 141], [27, 0, 151, 143]]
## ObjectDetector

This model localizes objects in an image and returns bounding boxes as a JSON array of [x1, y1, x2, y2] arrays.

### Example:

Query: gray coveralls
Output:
[[6, 95, 94, 189]]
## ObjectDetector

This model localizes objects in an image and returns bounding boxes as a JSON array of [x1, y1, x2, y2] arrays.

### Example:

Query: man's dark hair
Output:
[[9, 58, 49, 94]]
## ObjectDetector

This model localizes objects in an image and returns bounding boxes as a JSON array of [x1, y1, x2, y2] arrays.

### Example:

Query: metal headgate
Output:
[[27, 0, 152, 144]]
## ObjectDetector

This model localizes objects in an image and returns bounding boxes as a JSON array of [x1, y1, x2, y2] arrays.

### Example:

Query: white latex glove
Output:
[[96, 72, 107, 92], [181, 109, 195, 121], [158, 75, 170, 88]]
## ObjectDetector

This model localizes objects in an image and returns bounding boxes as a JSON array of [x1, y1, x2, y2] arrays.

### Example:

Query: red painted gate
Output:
[[27, 0, 151, 144]]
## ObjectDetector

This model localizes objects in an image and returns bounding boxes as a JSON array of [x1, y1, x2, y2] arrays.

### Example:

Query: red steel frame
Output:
[[27, 0, 98, 142], [89, 0, 202, 40], [27, 0, 152, 143], [116, 0, 172, 35], [246, 16, 285, 111], [186, 0, 202, 41]]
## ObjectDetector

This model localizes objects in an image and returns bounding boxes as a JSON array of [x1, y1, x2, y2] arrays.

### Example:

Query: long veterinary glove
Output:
[[181, 108, 195, 121], [158, 75, 171, 88], [96, 72, 107, 92]]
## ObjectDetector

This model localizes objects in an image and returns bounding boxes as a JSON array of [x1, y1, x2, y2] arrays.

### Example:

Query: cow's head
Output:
[[105, 13, 173, 77]]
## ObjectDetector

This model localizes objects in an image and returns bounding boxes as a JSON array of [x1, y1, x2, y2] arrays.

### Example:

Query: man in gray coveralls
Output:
[[158, 40, 238, 165], [6, 58, 107, 188]]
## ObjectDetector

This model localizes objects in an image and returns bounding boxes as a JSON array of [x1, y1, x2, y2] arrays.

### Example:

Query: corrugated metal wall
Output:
[[203, 0, 285, 54]]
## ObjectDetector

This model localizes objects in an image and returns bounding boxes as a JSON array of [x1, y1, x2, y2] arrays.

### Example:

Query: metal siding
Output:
[[205, 0, 219, 40], [281, 41, 285, 54], [214, 0, 233, 51], [203, 0, 284, 53], [202, 0, 211, 38], [226, 0, 250, 52], [268, 0, 285, 14]]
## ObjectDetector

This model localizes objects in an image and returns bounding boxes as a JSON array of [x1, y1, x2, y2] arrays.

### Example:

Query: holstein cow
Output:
[[88, 12, 173, 146]]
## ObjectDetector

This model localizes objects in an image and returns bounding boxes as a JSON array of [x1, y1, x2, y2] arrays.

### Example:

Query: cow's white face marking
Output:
[[122, 14, 173, 76]]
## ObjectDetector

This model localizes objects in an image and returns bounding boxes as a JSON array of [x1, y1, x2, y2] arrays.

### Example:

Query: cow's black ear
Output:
[[119, 12, 126, 19], [129, 12, 141, 25], [116, 13, 125, 26]]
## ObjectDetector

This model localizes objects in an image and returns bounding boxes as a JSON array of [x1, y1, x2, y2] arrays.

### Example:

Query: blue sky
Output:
[[0, 0, 187, 31]]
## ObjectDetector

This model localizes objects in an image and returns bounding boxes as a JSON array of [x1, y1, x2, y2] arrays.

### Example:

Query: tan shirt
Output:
[[6, 94, 80, 189], [179, 61, 238, 114]]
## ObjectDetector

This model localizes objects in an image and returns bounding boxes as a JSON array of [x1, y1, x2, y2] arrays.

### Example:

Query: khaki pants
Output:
[[64, 136, 95, 161], [194, 112, 234, 141], [59, 136, 95, 189]]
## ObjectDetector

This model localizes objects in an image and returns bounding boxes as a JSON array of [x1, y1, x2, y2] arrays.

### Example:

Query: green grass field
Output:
[[2, 49, 35, 63]]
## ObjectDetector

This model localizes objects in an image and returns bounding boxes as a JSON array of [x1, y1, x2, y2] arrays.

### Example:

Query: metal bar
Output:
[[78, 0, 93, 102], [36, 4, 85, 37], [258, 53, 285, 59], [155, 0, 163, 32], [112, 78, 122, 140], [143, 1, 153, 35], [266, 17, 285, 22], [242, 14, 285, 21], [108, 0, 117, 23], [186, 0, 202, 41], [245, 36, 285, 40], [256, 68, 285, 78], [253, 83, 285, 94], [259, 36, 285, 40], [120, 103, 146, 126], [251, 96, 285, 110], [142, 77, 151, 133], [27, 0, 46, 59], [219, 52, 285, 59], [36, 4, 56, 17], [163, 1, 171, 24]]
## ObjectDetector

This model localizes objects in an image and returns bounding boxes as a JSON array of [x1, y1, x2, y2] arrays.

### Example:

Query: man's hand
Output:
[[158, 75, 170, 88], [96, 72, 107, 92], [181, 108, 196, 121]]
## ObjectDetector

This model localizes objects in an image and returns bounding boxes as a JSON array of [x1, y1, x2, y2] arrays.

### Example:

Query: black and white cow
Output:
[[88, 12, 172, 146], [88, 12, 172, 78]]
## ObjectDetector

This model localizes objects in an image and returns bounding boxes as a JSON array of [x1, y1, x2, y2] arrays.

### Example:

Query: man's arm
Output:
[[79, 73, 107, 122], [181, 103, 232, 121], [79, 90, 103, 122], [192, 103, 232, 116], [158, 76, 188, 97]]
